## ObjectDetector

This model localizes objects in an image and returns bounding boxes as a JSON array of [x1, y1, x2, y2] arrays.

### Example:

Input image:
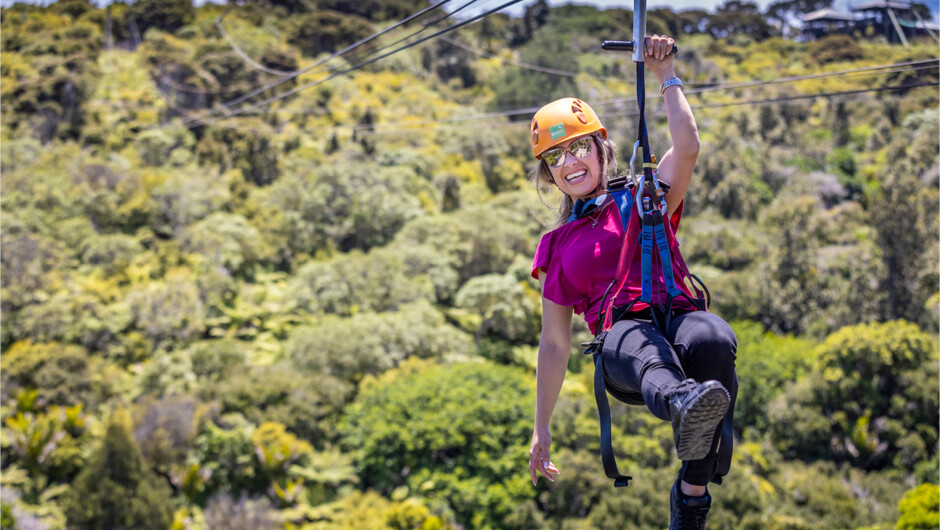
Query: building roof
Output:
[[898, 18, 940, 30], [802, 8, 856, 21], [852, 1, 917, 11]]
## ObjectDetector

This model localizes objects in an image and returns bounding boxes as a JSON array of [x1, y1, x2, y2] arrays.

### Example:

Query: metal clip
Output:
[[628, 141, 641, 189]]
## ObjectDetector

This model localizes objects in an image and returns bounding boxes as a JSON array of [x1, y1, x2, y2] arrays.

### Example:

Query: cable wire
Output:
[[215, 6, 298, 77], [181, 0, 456, 126], [438, 34, 624, 81], [329, 60, 939, 133], [346, 79, 940, 136], [185, 0, 529, 129], [353, 0, 484, 65]]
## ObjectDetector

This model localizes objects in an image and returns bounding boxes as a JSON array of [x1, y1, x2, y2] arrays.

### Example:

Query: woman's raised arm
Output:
[[643, 34, 700, 216]]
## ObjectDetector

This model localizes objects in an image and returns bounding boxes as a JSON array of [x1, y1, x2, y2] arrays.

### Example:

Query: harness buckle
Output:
[[581, 330, 608, 356]]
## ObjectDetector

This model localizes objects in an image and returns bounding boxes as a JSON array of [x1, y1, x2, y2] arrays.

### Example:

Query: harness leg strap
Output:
[[593, 353, 632, 487]]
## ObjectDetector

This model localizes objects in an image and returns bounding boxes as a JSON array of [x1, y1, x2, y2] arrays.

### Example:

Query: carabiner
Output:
[[628, 140, 641, 188]]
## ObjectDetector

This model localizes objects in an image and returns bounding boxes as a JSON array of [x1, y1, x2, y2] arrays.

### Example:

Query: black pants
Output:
[[599, 309, 737, 486]]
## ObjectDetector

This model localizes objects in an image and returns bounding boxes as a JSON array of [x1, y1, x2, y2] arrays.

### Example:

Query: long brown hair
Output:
[[529, 133, 620, 229]]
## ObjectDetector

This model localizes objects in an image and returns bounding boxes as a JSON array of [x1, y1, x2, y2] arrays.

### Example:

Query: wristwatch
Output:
[[660, 77, 683, 95]]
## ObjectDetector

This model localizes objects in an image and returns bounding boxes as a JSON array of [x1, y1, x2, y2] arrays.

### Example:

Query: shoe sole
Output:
[[675, 384, 730, 461]]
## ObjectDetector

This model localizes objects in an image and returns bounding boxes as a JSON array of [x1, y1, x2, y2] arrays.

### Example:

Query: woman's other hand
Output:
[[529, 427, 560, 485], [644, 34, 676, 83]]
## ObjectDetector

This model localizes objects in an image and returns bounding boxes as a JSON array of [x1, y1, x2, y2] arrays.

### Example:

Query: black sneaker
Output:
[[669, 379, 730, 461], [670, 478, 711, 530]]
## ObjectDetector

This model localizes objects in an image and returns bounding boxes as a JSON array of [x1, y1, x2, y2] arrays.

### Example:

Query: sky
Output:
[[2, 0, 938, 21], [471, 0, 940, 20]]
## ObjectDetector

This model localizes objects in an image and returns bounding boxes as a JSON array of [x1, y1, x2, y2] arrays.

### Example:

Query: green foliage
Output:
[[731, 320, 815, 433], [896, 484, 940, 530], [182, 212, 265, 279], [287, 301, 472, 384], [188, 416, 264, 502], [125, 272, 206, 346], [707, 0, 775, 41], [2, 341, 94, 407], [0, 9, 101, 142], [207, 362, 347, 443], [3, 403, 87, 482], [202, 492, 280, 529], [455, 272, 539, 344], [339, 361, 534, 528], [808, 34, 864, 64], [870, 166, 938, 330], [1, 2, 938, 526], [195, 124, 279, 186], [287, 249, 436, 316], [259, 159, 422, 258], [133, 394, 204, 488], [130, 0, 195, 35], [770, 321, 939, 469], [62, 410, 173, 529], [682, 214, 762, 270], [287, 11, 374, 57], [490, 30, 579, 110]]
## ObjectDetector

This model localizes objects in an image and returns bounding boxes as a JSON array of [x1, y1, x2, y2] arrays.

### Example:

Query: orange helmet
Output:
[[530, 98, 607, 159]]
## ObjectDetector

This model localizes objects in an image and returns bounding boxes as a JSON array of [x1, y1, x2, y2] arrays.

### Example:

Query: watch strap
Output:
[[660, 77, 683, 95]]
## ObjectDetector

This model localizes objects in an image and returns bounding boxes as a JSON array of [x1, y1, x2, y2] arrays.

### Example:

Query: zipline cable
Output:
[[215, 6, 299, 77], [181, 0, 457, 126], [351, 0, 485, 64], [185, 0, 529, 129], [346, 79, 939, 136], [200, 58, 937, 125], [438, 34, 625, 81], [328, 61, 939, 133]]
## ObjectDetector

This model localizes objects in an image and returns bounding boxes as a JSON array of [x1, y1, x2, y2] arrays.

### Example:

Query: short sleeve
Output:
[[531, 231, 553, 279], [531, 229, 585, 309], [669, 200, 684, 231]]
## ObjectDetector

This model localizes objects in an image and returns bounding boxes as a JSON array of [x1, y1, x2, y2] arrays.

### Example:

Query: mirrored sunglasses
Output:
[[541, 137, 594, 168]]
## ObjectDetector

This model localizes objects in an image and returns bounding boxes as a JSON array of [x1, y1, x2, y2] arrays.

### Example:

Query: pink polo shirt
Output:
[[531, 198, 697, 333]]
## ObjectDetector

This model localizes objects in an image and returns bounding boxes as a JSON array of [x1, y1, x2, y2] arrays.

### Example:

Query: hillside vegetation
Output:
[[1, 0, 938, 528]]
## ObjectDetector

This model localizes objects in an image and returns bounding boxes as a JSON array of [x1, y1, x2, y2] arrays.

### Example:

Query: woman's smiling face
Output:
[[546, 135, 603, 200]]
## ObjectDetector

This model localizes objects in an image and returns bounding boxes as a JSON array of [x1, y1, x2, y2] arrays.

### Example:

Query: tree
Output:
[[287, 11, 374, 57], [129, 0, 195, 36], [489, 30, 579, 111], [766, 0, 833, 37], [707, 0, 775, 40], [2, 341, 94, 407], [769, 321, 939, 469], [125, 274, 206, 347], [261, 160, 422, 256], [339, 361, 535, 528], [897, 484, 940, 530], [203, 493, 280, 530], [286, 301, 472, 383], [63, 410, 173, 529], [871, 150, 938, 329], [731, 320, 815, 433], [757, 195, 823, 334], [133, 394, 203, 492], [181, 212, 265, 279], [454, 273, 539, 344], [208, 362, 348, 443]]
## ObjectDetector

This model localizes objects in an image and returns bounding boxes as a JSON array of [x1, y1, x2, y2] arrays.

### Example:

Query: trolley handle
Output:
[[600, 40, 678, 56]]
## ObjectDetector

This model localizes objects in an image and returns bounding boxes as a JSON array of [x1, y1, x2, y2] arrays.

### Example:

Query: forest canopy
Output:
[[1, 0, 938, 528]]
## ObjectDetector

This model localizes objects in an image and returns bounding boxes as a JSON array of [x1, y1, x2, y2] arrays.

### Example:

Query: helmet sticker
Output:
[[549, 122, 566, 141]]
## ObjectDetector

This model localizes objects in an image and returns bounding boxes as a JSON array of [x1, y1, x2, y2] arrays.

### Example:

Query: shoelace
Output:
[[669, 379, 699, 406], [675, 498, 709, 528]]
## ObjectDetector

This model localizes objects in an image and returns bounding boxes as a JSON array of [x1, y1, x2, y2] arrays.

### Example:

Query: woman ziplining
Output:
[[524, 29, 739, 530]]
